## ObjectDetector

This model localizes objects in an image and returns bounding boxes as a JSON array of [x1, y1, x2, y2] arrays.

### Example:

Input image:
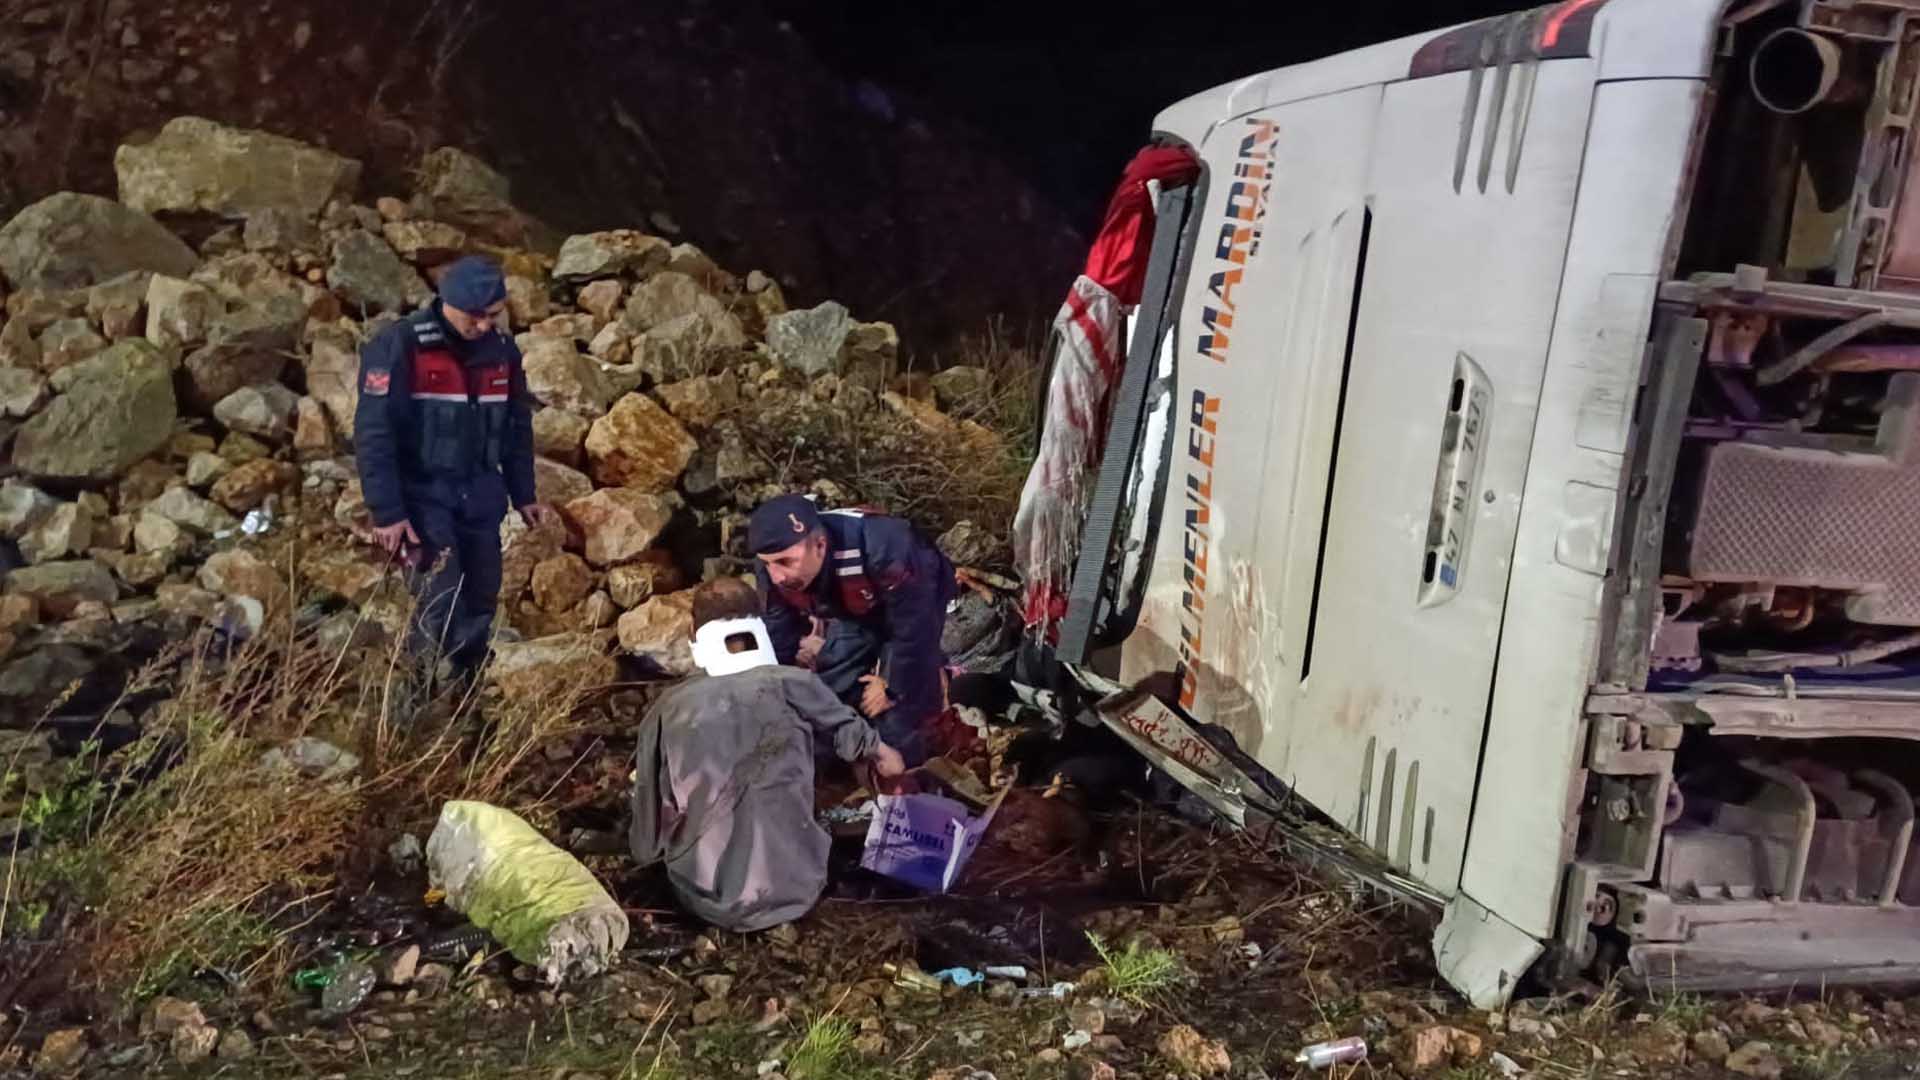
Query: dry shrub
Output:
[[735, 318, 1043, 539], [1, 571, 599, 1007], [932, 314, 1046, 453]]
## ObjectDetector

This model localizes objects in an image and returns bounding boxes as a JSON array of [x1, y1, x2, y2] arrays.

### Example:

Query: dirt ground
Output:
[[27, 738, 1920, 1080]]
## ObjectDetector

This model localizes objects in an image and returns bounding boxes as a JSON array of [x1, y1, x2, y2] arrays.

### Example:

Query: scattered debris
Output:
[[883, 962, 943, 995], [861, 766, 1010, 892], [388, 833, 425, 876], [1016, 982, 1077, 999], [1295, 1036, 1367, 1070], [318, 960, 378, 1017], [427, 801, 630, 983]]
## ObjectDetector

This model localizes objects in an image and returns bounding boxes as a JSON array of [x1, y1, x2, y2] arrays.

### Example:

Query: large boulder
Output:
[[533, 458, 594, 506], [532, 408, 591, 466], [198, 548, 289, 612], [242, 209, 322, 256], [18, 502, 94, 564], [303, 326, 361, 440], [607, 559, 681, 609], [14, 341, 176, 483], [530, 553, 594, 613], [504, 274, 551, 329], [35, 318, 106, 373], [655, 374, 739, 430], [114, 117, 362, 220], [489, 634, 616, 705], [300, 548, 386, 606], [209, 459, 299, 513], [133, 512, 189, 557], [521, 337, 613, 419], [766, 301, 853, 376], [584, 393, 697, 492], [190, 252, 310, 310], [0, 485, 56, 539], [576, 280, 625, 327], [553, 231, 670, 283], [0, 368, 47, 418], [413, 147, 522, 245], [500, 514, 567, 602], [293, 397, 334, 459], [328, 231, 430, 315], [144, 275, 221, 350], [562, 489, 676, 568], [6, 561, 117, 618], [667, 243, 732, 291], [0, 317, 40, 369], [213, 383, 300, 441], [145, 487, 240, 536], [634, 311, 747, 383], [930, 365, 993, 416], [0, 193, 199, 290], [183, 294, 305, 407], [382, 220, 469, 265], [842, 320, 899, 387], [616, 590, 697, 676], [622, 272, 746, 382]]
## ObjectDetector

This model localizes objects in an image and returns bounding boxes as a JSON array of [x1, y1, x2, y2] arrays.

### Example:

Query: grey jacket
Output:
[[629, 665, 879, 932]]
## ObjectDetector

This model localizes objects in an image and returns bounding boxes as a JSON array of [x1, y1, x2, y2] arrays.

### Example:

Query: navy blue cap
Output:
[[439, 255, 507, 314], [749, 494, 821, 555]]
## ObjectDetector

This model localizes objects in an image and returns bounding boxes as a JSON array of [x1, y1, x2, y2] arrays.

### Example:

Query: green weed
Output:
[[1088, 931, 1184, 1000], [787, 1015, 857, 1080]]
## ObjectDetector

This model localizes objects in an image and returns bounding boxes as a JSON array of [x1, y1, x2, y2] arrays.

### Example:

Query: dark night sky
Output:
[[772, 1, 1532, 231]]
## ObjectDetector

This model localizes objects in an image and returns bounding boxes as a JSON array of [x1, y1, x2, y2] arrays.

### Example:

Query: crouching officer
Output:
[[750, 495, 956, 766], [354, 256, 559, 702]]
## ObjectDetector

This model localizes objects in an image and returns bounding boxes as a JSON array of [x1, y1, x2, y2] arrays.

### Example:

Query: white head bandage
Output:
[[690, 617, 778, 676]]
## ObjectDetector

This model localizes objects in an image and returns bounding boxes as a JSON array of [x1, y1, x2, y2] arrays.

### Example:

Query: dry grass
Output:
[[0, 576, 595, 1009], [734, 318, 1043, 542]]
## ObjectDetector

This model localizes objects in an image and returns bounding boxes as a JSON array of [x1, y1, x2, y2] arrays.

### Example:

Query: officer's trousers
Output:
[[812, 619, 934, 767], [403, 472, 508, 676]]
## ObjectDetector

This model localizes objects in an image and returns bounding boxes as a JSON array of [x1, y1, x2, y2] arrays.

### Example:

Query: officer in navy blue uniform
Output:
[[354, 257, 559, 689], [750, 494, 955, 766]]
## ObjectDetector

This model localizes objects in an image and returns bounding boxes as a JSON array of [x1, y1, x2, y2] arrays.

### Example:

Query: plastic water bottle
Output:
[[1295, 1037, 1368, 1069]]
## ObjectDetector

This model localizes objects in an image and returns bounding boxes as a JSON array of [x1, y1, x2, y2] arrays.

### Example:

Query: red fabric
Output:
[[1064, 285, 1120, 386], [1082, 144, 1202, 307]]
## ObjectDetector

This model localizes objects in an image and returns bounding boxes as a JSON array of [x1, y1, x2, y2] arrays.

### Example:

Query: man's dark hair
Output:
[[691, 577, 762, 632]]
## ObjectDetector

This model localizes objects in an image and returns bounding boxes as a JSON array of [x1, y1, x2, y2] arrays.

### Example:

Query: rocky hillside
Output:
[[0, 0, 1084, 348], [0, 115, 1026, 724]]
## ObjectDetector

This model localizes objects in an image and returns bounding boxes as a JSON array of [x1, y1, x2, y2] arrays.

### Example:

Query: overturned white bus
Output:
[[1046, 0, 1920, 1005]]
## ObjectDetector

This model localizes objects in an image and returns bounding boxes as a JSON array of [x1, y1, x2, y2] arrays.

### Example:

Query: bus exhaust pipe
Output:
[[1750, 28, 1849, 115]]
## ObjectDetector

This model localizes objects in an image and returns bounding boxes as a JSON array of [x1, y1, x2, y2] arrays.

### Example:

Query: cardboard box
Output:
[[859, 768, 1010, 893]]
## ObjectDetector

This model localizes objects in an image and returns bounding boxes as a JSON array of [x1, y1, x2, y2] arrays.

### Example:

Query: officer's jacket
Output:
[[755, 510, 956, 725], [353, 307, 538, 527]]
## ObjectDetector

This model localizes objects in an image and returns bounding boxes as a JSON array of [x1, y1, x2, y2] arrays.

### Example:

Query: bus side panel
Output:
[[1119, 87, 1383, 768], [1461, 78, 1706, 939], [1284, 59, 1595, 892]]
